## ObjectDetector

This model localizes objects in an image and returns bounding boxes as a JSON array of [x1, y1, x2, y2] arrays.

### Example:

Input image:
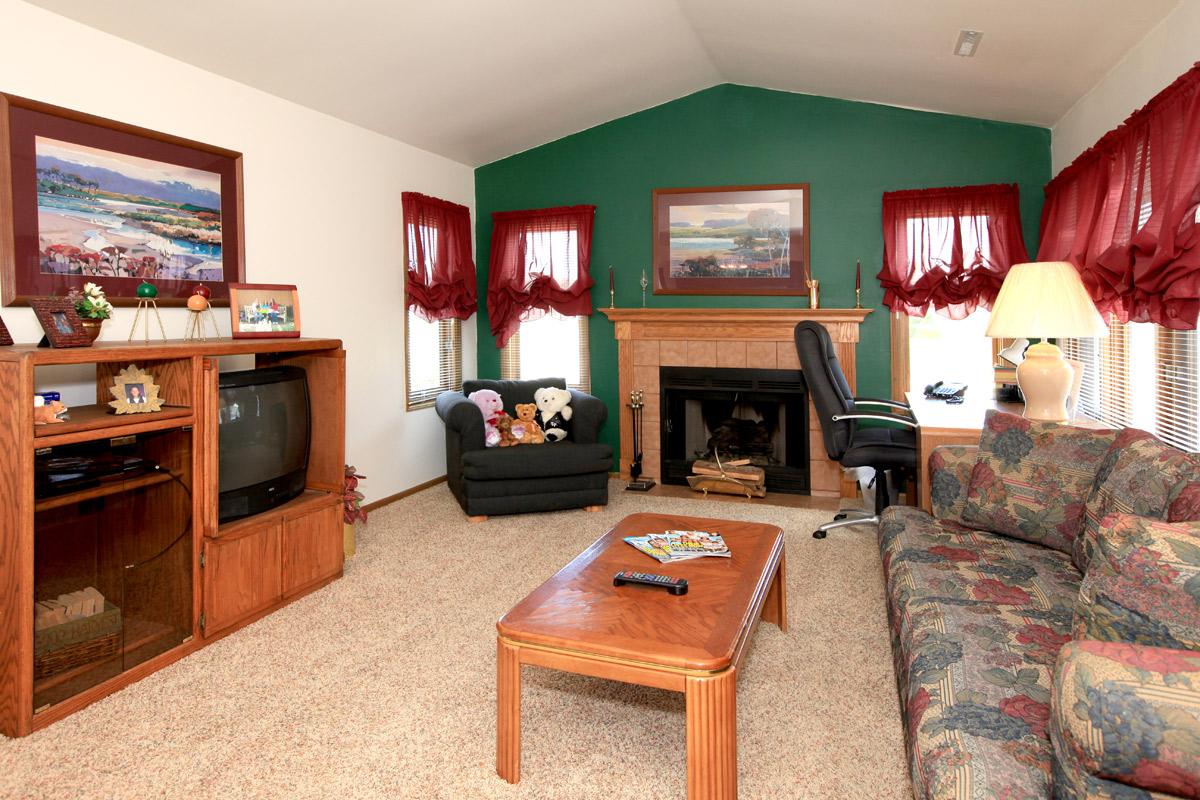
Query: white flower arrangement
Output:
[[70, 282, 114, 320]]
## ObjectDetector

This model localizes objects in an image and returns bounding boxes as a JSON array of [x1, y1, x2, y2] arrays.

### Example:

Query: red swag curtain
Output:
[[1038, 62, 1200, 329], [402, 192, 477, 321], [487, 205, 595, 348], [878, 184, 1029, 318]]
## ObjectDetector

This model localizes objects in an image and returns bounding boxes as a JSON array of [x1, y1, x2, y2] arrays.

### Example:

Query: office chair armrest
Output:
[[830, 412, 918, 429], [852, 397, 911, 411]]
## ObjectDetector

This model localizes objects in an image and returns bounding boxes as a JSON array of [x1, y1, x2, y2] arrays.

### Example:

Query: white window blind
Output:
[[404, 307, 461, 409], [500, 310, 590, 392], [1061, 322, 1199, 452]]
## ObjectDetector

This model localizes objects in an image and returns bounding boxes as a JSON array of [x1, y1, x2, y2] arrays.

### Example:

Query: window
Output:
[[500, 310, 590, 391], [1061, 323, 1199, 452], [405, 308, 461, 408], [907, 307, 995, 395]]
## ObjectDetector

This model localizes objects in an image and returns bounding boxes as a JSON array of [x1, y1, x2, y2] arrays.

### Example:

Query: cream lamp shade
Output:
[[986, 261, 1108, 421]]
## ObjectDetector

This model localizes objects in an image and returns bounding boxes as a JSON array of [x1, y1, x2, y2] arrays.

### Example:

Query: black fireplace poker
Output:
[[626, 388, 656, 492]]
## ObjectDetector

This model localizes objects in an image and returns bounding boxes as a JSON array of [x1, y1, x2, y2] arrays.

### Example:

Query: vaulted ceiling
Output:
[[25, 0, 1179, 166]]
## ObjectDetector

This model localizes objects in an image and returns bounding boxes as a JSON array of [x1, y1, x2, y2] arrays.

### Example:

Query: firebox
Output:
[[660, 366, 809, 493]]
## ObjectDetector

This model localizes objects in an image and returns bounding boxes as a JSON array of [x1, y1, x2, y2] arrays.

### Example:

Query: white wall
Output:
[[1052, 1, 1199, 172], [2, 0, 477, 503]]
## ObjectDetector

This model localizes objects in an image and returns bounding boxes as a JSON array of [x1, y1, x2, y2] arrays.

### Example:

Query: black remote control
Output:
[[613, 570, 688, 596]]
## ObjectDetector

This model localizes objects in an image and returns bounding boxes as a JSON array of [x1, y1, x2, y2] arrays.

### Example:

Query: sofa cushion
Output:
[[1074, 513, 1200, 650], [461, 441, 612, 481], [1074, 427, 1200, 572], [961, 411, 1116, 555], [880, 506, 1083, 613]]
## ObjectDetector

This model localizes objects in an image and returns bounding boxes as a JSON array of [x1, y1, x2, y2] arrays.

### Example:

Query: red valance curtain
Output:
[[402, 192, 477, 321], [878, 184, 1029, 318], [487, 205, 596, 348], [1038, 62, 1200, 330]]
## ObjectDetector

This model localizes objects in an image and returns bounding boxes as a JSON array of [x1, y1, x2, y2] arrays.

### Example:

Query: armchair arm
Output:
[[830, 411, 918, 428], [435, 391, 486, 452], [929, 445, 978, 522], [1053, 640, 1200, 799], [852, 396, 912, 411], [568, 389, 608, 444]]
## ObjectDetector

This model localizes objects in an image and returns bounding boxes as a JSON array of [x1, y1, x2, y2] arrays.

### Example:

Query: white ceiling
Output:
[[24, 0, 1180, 166]]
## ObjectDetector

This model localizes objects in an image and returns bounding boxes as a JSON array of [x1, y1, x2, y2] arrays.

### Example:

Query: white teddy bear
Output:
[[533, 387, 573, 443]]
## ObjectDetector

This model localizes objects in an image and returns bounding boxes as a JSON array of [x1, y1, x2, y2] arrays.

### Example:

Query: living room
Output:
[[2, 1, 1199, 798]]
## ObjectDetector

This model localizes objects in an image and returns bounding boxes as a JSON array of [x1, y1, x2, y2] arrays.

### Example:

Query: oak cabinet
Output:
[[201, 522, 282, 637], [282, 501, 343, 597]]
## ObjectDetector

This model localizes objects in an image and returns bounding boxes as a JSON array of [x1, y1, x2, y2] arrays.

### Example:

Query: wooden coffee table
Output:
[[496, 512, 787, 800]]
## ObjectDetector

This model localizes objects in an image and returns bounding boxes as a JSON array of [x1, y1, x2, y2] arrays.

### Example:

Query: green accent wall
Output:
[[474, 84, 1051, 454]]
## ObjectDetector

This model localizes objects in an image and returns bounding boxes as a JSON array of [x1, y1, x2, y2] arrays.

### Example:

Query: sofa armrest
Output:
[[1052, 640, 1200, 799], [929, 445, 978, 523], [435, 391, 485, 452], [568, 389, 608, 445]]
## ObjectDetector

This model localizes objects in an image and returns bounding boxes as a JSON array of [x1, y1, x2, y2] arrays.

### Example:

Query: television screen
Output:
[[218, 366, 310, 521]]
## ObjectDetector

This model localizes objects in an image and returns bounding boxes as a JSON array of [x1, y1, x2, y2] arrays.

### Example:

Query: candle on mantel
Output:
[[609, 266, 614, 295], [856, 260, 861, 290]]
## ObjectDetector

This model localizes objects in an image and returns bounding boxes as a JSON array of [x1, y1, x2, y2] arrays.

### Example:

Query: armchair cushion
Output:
[[1074, 513, 1200, 650], [461, 441, 613, 481], [1073, 427, 1200, 572], [1052, 640, 1200, 798], [961, 411, 1116, 555]]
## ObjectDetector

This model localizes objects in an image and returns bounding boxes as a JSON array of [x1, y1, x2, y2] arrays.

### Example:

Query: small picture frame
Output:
[[228, 283, 301, 339], [30, 297, 92, 348], [107, 365, 164, 414], [0, 315, 11, 346]]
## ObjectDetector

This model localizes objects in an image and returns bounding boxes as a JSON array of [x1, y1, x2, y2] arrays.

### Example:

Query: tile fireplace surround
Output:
[[600, 307, 873, 497]]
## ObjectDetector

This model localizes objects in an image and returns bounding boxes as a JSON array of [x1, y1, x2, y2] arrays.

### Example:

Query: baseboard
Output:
[[363, 475, 447, 512]]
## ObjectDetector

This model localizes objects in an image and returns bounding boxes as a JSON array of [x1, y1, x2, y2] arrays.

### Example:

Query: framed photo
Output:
[[228, 283, 301, 338], [30, 296, 91, 348], [0, 93, 245, 307], [652, 184, 810, 296], [0, 315, 11, 346], [107, 364, 164, 414]]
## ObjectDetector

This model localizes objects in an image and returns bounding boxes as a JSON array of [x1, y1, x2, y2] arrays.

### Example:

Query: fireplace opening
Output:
[[661, 366, 809, 493]]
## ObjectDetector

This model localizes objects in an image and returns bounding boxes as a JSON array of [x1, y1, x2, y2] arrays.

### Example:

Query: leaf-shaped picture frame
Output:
[[107, 364, 164, 414]]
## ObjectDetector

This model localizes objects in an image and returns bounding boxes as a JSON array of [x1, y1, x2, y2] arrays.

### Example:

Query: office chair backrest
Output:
[[794, 321, 856, 460]]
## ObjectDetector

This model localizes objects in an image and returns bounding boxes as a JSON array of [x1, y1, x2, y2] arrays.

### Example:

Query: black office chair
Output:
[[795, 321, 919, 539]]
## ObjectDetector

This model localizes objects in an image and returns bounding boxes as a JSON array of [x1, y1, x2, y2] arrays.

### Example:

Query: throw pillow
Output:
[[960, 410, 1116, 554], [1074, 512, 1200, 650], [1072, 427, 1200, 571]]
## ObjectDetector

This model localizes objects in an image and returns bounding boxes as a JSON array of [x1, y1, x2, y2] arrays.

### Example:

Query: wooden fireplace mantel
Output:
[[600, 307, 873, 497]]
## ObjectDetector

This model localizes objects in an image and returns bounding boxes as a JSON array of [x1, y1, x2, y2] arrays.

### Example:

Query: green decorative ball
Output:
[[136, 281, 158, 298]]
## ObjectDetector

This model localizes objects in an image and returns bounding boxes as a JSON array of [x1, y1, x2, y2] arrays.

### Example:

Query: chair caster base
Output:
[[813, 530, 828, 539], [833, 513, 848, 521]]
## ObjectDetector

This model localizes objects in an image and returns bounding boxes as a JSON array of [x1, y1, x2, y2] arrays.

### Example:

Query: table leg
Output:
[[497, 638, 521, 783], [761, 551, 787, 632], [686, 669, 737, 800]]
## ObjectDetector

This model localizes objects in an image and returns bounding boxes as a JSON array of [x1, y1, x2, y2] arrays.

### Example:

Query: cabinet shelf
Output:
[[34, 405, 192, 447], [34, 471, 176, 513]]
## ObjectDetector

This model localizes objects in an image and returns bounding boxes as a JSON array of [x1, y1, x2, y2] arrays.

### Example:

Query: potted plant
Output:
[[343, 465, 367, 558], [67, 283, 113, 342]]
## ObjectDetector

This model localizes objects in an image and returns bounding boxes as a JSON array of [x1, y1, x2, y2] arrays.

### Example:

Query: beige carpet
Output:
[[0, 481, 910, 799]]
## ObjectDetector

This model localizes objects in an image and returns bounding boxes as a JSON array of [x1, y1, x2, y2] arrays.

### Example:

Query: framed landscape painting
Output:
[[0, 93, 244, 306], [652, 184, 810, 295]]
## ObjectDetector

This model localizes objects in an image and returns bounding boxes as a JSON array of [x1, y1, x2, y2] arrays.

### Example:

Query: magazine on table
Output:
[[623, 530, 731, 564]]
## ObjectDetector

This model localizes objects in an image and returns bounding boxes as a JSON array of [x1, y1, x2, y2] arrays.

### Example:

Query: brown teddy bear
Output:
[[498, 403, 545, 446]]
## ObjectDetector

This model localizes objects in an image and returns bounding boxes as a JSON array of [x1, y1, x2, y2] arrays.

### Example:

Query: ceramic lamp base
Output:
[[1016, 341, 1073, 422]]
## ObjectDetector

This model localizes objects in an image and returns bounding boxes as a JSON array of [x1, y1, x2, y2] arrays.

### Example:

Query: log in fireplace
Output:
[[660, 366, 809, 493]]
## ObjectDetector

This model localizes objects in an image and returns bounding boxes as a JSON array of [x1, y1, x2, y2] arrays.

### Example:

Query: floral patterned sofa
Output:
[[879, 411, 1200, 799]]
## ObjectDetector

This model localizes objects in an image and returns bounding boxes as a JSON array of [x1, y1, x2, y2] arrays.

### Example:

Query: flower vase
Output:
[[80, 319, 103, 343]]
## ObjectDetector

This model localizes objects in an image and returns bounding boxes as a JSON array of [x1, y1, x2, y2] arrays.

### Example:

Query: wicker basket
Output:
[[34, 603, 122, 681]]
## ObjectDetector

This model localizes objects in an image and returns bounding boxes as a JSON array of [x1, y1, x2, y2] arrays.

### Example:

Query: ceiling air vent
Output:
[[954, 30, 982, 57]]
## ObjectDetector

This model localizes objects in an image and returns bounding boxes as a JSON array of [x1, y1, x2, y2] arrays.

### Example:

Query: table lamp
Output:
[[985, 261, 1108, 421]]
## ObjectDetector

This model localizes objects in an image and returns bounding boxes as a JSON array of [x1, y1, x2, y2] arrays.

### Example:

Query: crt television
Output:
[[217, 366, 311, 522]]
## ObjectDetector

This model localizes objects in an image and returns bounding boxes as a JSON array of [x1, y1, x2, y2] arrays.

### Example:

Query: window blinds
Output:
[[1061, 322, 1198, 452], [405, 308, 462, 409]]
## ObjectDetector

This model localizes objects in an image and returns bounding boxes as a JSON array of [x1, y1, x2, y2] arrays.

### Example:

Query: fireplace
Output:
[[660, 366, 809, 493]]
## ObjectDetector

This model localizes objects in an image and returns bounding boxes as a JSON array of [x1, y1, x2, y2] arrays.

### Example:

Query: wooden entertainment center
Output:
[[0, 337, 345, 737]]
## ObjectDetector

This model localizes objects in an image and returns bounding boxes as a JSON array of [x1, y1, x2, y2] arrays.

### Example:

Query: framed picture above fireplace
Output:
[[652, 183, 810, 296]]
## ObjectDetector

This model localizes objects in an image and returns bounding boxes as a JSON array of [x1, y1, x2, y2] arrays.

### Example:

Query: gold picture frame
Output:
[[107, 364, 164, 414]]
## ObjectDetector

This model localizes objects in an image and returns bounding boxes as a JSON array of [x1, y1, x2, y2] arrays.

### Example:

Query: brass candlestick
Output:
[[640, 268, 648, 307], [855, 287, 862, 309], [806, 278, 820, 309]]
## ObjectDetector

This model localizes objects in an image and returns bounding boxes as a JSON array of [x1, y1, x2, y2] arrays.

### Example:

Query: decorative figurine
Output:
[[128, 281, 167, 342], [192, 283, 211, 299], [640, 268, 649, 308]]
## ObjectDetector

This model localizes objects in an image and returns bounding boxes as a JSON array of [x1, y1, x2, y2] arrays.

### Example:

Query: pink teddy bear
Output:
[[467, 389, 506, 448]]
